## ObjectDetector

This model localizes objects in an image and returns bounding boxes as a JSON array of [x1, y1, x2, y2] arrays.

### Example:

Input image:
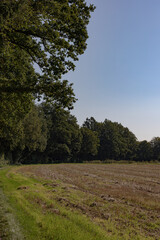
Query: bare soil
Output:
[[17, 164, 160, 239]]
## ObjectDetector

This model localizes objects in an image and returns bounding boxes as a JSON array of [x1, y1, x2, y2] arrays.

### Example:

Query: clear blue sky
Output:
[[64, 0, 160, 141]]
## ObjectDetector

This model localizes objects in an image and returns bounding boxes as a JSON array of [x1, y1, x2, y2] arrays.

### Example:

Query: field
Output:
[[0, 164, 160, 240]]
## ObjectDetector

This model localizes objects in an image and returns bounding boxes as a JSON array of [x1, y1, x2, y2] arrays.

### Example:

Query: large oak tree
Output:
[[0, 0, 95, 149], [0, 0, 95, 106]]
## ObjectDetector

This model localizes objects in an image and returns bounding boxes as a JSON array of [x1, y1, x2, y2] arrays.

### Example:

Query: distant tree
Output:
[[22, 106, 48, 152], [136, 141, 152, 162], [42, 105, 82, 163], [79, 127, 99, 160], [150, 137, 160, 160], [11, 105, 48, 164], [83, 117, 100, 131], [117, 125, 137, 160], [97, 120, 116, 160], [84, 118, 137, 161]]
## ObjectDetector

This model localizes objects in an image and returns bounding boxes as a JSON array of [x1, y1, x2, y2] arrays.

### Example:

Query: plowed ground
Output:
[[17, 164, 160, 239]]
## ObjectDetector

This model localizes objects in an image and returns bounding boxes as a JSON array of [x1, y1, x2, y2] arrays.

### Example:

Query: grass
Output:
[[0, 164, 159, 240], [0, 175, 24, 240], [0, 188, 11, 240], [0, 167, 108, 240]]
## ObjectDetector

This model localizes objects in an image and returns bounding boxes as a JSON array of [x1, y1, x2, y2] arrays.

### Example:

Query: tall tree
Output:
[[11, 105, 48, 164], [42, 104, 82, 163], [136, 140, 152, 162], [79, 127, 99, 160], [0, 0, 95, 107], [150, 137, 160, 160], [0, 0, 95, 152], [83, 118, 137, 161], [83, 117, 101, 132], [98, 120, 120, 160]]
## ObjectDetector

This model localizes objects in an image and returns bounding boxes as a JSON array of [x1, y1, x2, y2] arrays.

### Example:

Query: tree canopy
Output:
[[41, 104, 82, 163], [0, 0, 95, 107], [79, 127, 99, 160], [0, 0, 95, 149]]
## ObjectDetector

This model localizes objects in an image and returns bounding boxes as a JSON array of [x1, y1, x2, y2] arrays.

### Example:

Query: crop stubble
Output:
[[17, 164, 160, 239]]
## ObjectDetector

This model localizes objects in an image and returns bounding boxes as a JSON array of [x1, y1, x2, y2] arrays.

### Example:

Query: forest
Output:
[[1, 102, 160, 164], [0, 0, 160, 165]]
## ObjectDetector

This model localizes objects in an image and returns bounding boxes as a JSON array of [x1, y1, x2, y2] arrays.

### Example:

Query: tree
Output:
[[98, 120, 120, 160], [83, 117, 100, 132], [79, 127, 99, 160], [0, 92, 33, 152], [22, 106, 48, 152], [42, 104, 82, 163], [0, 0, 95, 107], [11, 105, 48, 164], [0, 0, 95, 153], [83, 118, 137, 161], [0, 40, 36, 148], [136, 141, 152, 162], [116, 124, 137, 160], [150, 137, 160, 160]]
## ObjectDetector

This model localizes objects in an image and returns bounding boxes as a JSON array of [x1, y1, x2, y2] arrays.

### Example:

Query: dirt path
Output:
[[0, 170, 24, 240]]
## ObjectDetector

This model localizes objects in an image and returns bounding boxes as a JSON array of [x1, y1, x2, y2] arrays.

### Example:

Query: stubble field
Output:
[[0, 163, 160, 240]]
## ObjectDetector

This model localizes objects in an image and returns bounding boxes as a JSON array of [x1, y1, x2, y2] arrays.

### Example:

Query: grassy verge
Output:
[[0, 167, 108, 240], [0, 170, 24, 240], [0, 188, 11, 239]]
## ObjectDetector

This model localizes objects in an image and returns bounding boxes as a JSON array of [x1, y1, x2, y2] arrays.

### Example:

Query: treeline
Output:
[[1, 103, 160, 164]]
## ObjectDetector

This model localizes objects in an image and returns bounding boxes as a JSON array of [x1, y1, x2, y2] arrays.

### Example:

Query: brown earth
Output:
[[17, 164, 160, 239]]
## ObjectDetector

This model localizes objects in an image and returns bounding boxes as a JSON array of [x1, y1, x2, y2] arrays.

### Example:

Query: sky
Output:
[[63, 0, 160, 141]]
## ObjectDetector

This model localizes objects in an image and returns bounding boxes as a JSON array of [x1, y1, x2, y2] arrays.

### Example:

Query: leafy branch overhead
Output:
[[0, 0, 95, 107]]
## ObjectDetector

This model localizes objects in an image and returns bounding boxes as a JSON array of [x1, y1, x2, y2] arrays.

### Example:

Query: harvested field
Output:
[[16, 164, 160, 240]]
